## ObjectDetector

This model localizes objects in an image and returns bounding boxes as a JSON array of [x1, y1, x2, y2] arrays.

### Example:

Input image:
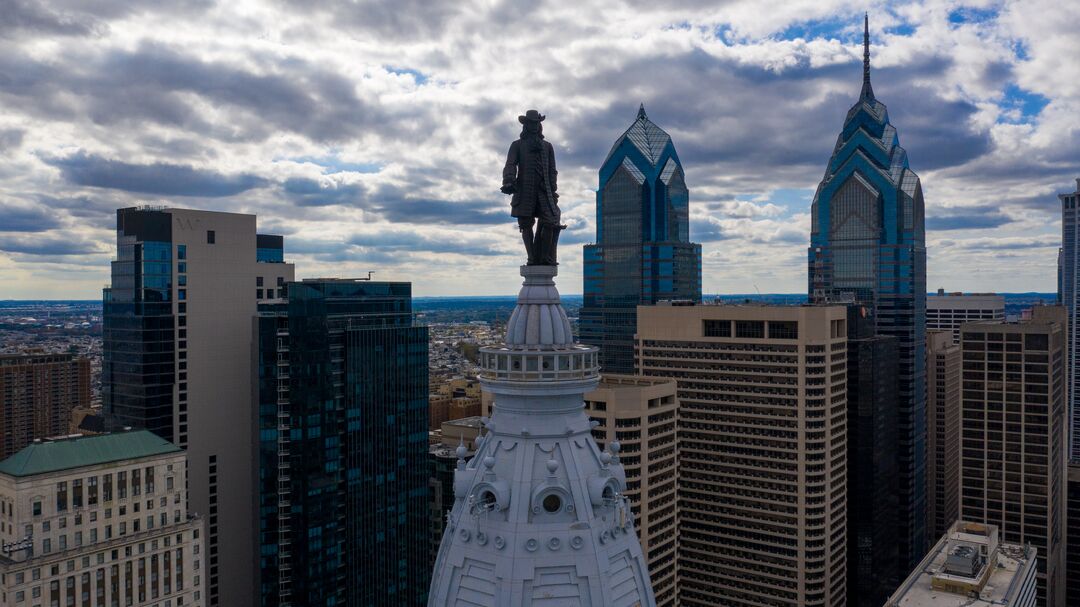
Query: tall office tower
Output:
[[0, 430, 206, 607], [580, 105, 702, 374], [843, 305, 899, 607], [884, 521, 1038, 607], [1059, 178, 1080, 458], [256, 280, 429, 606], [584, 374, 679, 606], [926, 290, 1005, 344], [808, 16, 927, 571], [959, 307, 1067, 605], [1066, 460, 1080, 605], [926, 329, 961, 540], [637, 303, 848, 607], [430, 266, 655, 606], [0, 352, 90, 458], [103, 207, 294, 606]]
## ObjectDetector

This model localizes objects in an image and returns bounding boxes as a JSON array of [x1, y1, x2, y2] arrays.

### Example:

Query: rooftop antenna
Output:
[[861, 12, 875, 100]]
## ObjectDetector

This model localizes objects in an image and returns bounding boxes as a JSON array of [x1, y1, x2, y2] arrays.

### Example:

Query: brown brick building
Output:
[[0, 352, 90, 458]]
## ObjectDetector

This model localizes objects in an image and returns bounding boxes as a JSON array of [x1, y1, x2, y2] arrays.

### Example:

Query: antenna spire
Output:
[[861, 13, 875, 100], [637, 103, 647, 120]]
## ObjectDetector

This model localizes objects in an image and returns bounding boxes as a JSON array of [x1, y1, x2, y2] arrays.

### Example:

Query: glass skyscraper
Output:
[[809, 17, 928, 575], [1059, 178, 1080, 459], [257, 279, 429, 607], [580, 105, 702, 373]]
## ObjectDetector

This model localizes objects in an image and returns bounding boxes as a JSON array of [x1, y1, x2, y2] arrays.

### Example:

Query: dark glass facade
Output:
[[103, 209, 176, 442], [257, 280, 429, 607], [808, 43, 927, 574], [1067, 461, 1080, 606], [580, 105, 701, 374], [844, 306, 899, 606]]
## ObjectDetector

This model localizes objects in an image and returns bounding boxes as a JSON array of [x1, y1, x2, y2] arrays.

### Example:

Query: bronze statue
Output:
[[502, 109, 565, 265]]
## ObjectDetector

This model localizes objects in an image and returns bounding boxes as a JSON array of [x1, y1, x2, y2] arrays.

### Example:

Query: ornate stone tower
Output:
[[428, 265, 655, 606]]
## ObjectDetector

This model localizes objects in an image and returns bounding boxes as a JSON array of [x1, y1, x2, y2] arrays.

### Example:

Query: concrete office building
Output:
[[1059, 178, 1080, 458], [637, 303, 848, 607], [103, 207, 293, 606], [926, 330, 961, 541], [1066, 460, 1080, 605], [926, 290, 1005, 344], [959, 308, 1067, 605], [0, 353, 91, 458], [0, 431, 205, 607], [583, 374, 679, 606], [885, 521, 1037, 607]]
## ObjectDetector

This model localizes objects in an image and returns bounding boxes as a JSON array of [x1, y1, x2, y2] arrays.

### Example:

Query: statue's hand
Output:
[[500, 184, 515, 195]]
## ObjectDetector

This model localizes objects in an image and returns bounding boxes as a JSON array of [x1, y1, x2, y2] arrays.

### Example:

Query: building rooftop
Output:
[[0, 430, 180, 478], [886, 521, 1036, 606]]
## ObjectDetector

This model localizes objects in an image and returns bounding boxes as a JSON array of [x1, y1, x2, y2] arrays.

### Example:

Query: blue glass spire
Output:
[[808, 15, 928, 589], [581, 105, 701, 373]]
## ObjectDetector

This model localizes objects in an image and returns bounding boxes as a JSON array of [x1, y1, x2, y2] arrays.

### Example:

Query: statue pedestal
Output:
[[428, 261, 656, 607]]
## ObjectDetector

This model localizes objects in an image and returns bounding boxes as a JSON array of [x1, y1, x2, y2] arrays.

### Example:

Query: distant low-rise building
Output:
[[0, 353, 90, 458], [926, 290, 1005, 344], [885, 521, 1037, 607], [0, 430, 205, 607]]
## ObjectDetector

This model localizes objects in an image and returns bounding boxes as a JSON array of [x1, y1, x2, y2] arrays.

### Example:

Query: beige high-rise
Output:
[[583, 374, 679, 606], [958, 307, 1067, 606], [105, 207, 293, 606], [926, 329, 961, 541], [636, 303, 848, 607]]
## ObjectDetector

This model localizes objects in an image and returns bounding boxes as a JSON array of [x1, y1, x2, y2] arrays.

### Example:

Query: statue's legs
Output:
[[536, 221, 564, 266], [518, 217, 538, 265]]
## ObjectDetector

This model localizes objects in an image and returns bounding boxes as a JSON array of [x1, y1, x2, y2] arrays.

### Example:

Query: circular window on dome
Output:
[[542, 493, 562, 513]]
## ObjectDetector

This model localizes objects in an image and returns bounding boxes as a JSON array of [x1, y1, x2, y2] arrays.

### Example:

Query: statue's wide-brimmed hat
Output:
[[518, 109, 545, 123]]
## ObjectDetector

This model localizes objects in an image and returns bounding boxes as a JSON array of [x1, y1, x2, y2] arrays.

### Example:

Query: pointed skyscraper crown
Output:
[[603, 104, 672, 167], [861, 13, 874, 101]]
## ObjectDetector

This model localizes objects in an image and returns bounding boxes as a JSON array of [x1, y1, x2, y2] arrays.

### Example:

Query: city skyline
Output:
[[1, 1, 1077, 299]]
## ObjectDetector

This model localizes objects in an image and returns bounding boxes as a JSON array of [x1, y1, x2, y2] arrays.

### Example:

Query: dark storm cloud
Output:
[[0, 233, 99, 255], [348, 231, 502, 256], [0, 43, 406, 146], [279, 0, 464, 41], [0, 205, 62, 232], [44, 152, 268, 197], [283, 178, 364, 207], [360, 184, 504, 225], [0, 0, 101, 38], [0, 129, 25, 151], [926, 206, 1015, 230], [289, 229, 502, 260]]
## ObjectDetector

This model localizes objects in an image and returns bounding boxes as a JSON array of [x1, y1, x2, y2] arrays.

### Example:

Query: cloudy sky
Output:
[[0, 0, 1076, 299]]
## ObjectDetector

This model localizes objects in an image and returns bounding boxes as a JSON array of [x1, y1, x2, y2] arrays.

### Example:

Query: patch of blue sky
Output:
[[777, 16, 851, 42], [282, 155, 382, 175], [888, 21, 916, 36], [385, 66, 429, 85], [997, 84, 1049, 123], [735, 188, 814, 214], [947, 6, 999, 25]]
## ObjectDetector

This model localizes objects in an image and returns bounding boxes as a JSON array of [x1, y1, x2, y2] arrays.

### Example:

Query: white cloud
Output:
[[0, 0, 1073, 297]]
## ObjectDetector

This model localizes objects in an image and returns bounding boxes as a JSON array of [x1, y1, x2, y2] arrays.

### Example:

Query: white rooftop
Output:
[[886, 521, 1037, 607]]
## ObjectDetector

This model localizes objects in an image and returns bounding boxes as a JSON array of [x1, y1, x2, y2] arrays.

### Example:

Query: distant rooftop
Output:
[[0, 430, 180, 478], [886, 521, 1037, 607]]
